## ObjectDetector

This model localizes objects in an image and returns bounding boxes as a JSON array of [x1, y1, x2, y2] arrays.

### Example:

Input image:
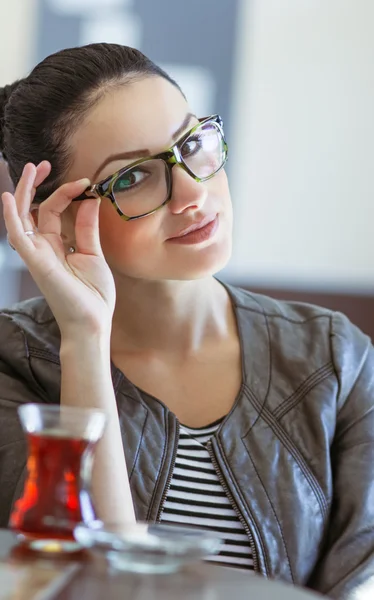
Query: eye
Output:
[[181, 134, 203, 158], [113, 168, 148, 193]]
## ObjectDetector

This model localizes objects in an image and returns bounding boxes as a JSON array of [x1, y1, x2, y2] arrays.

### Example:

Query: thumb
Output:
[[74, 197, 103, 256]]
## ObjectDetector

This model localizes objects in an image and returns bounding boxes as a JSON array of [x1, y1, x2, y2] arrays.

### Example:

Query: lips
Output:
[[168, 214, 217, 239]]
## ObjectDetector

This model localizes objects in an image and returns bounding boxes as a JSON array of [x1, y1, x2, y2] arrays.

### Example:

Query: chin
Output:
[[165, 238, 233, 281]]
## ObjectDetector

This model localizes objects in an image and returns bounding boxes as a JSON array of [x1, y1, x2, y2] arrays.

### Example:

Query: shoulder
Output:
[[1, 295, 55, 326], [0, 296, 60, 362], [225, 282, 332, 323], [225, 282, 369, 340], [224, 282, 372, 397], [0, 297, 61, 404]]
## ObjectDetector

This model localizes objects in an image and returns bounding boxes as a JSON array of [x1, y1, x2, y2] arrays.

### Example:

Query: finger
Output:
[[74, 197, 103, 256], [34, 161, 52, 189], [14, 163, 37, 222], [1, 192, 37, 256], [37, 178, 91, 236], [14, 161, 53, 227]]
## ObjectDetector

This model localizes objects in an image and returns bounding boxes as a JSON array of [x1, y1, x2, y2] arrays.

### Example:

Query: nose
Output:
[[168, 165, 208, 215]]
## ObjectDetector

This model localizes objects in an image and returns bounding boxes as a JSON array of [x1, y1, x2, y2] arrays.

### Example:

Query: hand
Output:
[[1, 162, 116, 337]]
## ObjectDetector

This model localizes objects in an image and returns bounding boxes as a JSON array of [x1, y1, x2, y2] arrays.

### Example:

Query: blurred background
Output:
[[1, 0, 374, 337]]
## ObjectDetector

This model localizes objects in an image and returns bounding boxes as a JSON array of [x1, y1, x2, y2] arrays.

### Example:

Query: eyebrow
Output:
[[92, 112, 196, 181]]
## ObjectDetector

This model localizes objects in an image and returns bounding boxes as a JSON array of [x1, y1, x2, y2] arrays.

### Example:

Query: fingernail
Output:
[[23, 163, 36, 175], [77, 178, 91, 187]]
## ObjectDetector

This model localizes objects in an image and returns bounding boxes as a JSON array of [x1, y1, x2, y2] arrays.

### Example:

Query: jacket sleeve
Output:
[[308, 312, 374, 599], [0, 314, 50, 528]]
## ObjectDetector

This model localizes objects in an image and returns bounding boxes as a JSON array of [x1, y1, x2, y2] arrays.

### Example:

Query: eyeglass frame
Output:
[[72, 114, 228, 221]]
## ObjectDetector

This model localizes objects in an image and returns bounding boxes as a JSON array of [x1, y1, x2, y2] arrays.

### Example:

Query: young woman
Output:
[[0, 43, 373, 598]]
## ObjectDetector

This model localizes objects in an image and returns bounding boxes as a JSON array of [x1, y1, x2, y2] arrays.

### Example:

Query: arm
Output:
[[1, 161, 136, 529], [60, 334, 135, 525], [307, 312, 374, 599], [0, 313, 134, 528]]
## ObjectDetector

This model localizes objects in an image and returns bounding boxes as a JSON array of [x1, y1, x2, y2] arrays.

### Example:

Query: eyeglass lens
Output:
[[111, 120, 226, 218]]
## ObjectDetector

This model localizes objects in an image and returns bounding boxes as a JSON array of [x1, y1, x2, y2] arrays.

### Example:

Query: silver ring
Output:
[[68, 246, 76, 254], [24, 230, 36, 237]]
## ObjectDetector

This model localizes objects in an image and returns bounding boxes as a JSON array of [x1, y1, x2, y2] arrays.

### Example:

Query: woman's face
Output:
[[64, 76, 233, 281]]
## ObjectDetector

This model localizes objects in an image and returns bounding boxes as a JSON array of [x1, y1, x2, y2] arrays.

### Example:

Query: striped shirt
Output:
[[160, 419, 254, 570]]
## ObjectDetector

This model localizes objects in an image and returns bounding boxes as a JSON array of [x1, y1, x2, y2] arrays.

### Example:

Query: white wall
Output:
[[228, 0, 374, 292], [0, 0, 37, 85]]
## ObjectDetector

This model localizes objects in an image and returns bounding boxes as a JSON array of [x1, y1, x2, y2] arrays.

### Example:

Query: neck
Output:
[[110, 275, 235, 357]]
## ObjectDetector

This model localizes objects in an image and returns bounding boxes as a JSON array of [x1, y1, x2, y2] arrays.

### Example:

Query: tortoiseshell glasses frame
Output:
[[72, 114, 228, 221]]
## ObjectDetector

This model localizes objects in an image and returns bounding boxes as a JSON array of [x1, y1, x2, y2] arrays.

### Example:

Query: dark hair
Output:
[[0, 43, 181, 202]]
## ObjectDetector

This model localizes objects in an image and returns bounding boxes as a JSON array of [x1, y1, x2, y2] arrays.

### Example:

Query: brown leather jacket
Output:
[[0, 284, 374, 598]]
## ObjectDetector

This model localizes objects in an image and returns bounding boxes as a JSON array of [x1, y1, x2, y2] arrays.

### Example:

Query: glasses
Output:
[[72, 115, 228, 220]]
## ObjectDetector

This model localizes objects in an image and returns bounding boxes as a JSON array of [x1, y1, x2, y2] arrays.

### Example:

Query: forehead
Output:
[[66, 76, 189, 182]]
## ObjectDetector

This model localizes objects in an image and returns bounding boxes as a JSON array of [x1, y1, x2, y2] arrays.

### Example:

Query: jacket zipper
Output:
[[207, 439, 261, 574], [155, 419, 180, 522]]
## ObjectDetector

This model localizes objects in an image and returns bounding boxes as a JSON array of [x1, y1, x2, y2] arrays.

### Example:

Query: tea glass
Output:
[[9, 403, 106, 554]]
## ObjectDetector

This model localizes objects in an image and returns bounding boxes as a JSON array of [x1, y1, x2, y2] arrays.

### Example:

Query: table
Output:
[[0, 529, 323, 599]]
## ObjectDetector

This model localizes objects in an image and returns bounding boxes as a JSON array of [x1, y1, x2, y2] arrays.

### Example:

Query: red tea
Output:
[[10, 430, 96, 541]]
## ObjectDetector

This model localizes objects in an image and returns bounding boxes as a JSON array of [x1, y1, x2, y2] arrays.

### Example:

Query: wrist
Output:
[[58, 312, 113, 343], [60, 322, 111, 344], [60, 330, 112, 360]]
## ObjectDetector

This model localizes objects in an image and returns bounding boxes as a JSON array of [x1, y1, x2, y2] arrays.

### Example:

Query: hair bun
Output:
[[0, 80, 22, 156]]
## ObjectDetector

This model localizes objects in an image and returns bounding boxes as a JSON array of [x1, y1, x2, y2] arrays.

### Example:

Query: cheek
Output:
[[97, 201, 157, 270], [209, 169, 233, 223], [214, 169, 231, 200]]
